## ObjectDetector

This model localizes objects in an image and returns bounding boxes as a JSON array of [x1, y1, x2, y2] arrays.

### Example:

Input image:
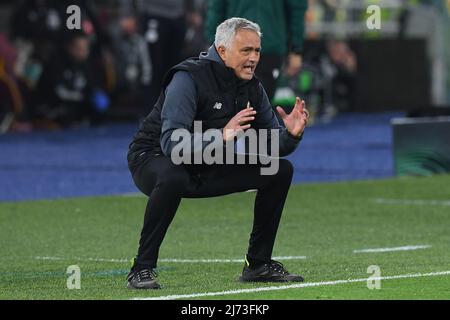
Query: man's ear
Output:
[[216, 45, 227, 62]]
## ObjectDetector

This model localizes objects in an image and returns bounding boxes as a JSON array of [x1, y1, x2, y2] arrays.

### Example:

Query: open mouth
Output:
[[243, 65, 255, 73]]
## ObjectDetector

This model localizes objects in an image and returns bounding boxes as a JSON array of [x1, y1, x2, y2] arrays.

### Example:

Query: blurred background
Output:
[[0, 0, 449, 201], [1, 0, 449, 130]]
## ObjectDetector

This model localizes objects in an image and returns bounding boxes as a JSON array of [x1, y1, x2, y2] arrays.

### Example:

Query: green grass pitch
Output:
[[1, 175, 449, 300]]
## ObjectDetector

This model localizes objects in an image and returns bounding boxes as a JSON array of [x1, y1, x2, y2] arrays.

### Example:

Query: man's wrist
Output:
[[287, 130, 302, 141], [291, 47, 303, 55]]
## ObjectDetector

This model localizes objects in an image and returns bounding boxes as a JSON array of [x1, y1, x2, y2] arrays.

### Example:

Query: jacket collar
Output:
[[200, 45, 258, 88]]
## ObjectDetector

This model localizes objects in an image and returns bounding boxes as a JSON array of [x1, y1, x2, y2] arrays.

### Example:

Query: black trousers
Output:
[[129, 153, 294, 268], [141, 15, 186, 113], [255, 53, 283, 102]]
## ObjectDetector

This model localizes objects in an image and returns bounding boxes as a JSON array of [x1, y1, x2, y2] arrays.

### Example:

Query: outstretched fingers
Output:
[[294, 97, 305, 113], [276, 106, 288, 119]]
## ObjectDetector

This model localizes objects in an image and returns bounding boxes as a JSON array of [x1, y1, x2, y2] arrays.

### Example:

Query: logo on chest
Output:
[[212, 102, 222, 110]]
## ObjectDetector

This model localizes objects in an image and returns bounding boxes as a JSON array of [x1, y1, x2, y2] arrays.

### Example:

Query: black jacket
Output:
[[128, 46, 300, 165]]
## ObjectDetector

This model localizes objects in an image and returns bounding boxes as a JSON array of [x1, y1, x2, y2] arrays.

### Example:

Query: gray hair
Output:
[[214, 17, 262, 49]]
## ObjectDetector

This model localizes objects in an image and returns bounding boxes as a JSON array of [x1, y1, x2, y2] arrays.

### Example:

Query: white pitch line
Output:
[[372, 198, 450, 206], [353, 245, 432, 253], [159, 256, 306, 263], [33, 256, 306, 264], [132, 270, 450, 300], [34, 256, 129, 263]]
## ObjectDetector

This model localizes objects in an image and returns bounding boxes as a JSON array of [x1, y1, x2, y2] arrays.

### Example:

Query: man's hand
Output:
[[276, 97, 309, 138], [223, 107, 257, 141]]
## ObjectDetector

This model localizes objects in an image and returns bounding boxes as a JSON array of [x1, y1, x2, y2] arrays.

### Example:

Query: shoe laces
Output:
[[135, 269, 158, 281], [267, 260, 289, 275]]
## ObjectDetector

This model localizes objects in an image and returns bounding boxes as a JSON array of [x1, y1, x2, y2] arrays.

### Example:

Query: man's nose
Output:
[[249, 51, 259, 63]]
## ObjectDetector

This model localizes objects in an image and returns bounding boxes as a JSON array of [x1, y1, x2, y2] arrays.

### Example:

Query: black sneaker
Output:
[[127, 268, 161, 289], [239, 259, 304, 283]]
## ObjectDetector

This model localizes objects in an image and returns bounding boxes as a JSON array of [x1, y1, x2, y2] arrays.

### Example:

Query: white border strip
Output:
[[34, 256, 129, 263], [391, 116, 450, 125], [373, 198, 450, 206], [34, 256, 306, 264], [159, 256, 306, 263], [132, 270, 450, 300], [353, 245, 431, 253]]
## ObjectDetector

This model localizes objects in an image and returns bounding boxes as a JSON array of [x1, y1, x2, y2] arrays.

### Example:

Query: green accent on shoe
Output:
[[245, 255, 250, 267]]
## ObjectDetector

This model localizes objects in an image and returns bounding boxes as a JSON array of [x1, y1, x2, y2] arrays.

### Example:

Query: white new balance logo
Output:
[[213, 102, 222, 110]]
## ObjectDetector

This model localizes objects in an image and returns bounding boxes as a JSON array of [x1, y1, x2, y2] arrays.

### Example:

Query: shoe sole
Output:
[[127, 282, 162, 289]]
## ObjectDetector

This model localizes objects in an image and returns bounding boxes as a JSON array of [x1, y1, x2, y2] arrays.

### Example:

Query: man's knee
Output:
[[155, 164, 190, 192], [276, 159, 294, 182]]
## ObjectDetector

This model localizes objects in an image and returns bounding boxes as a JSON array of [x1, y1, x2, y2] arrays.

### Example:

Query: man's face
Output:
[[217, 29, 261, 80], [68, 37, 90, 63]]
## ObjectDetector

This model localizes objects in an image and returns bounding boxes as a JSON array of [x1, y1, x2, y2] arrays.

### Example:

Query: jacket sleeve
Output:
[[253, 84, 302, 157], [286, 0, 308, 53], [204, 0, 227, 44]]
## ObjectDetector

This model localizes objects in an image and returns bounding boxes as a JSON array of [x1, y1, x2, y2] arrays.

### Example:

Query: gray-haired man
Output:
[[126, 17, 309, 289]]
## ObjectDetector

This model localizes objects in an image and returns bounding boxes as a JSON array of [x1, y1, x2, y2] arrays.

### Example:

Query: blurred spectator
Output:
[[9, 0, 66, 91], [205, 0, 308, 103], [109, 12, 152, 115], [273, 39, 357, 123], [0, 32, 32, 133], [181, 0, 208, 59], [10, 0, 65, 65], [122, 0, 192, 113], [10, 0, 114, 95], [59, 0, 116, 96], [32, 31, 109, 128], [0, 33, 18, 84], [322, 39, 357, 116]]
